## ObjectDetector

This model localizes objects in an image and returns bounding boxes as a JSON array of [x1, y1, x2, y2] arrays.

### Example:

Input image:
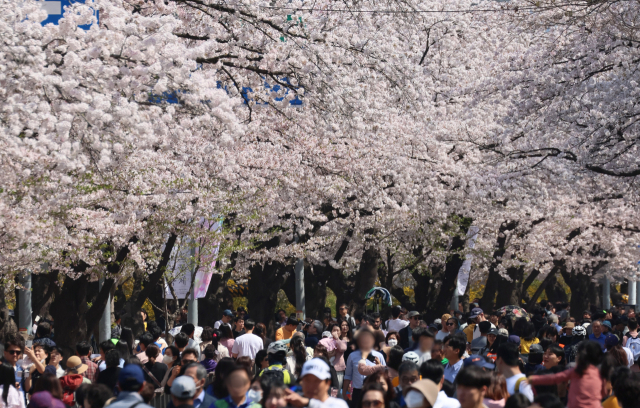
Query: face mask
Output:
[[388, 339, 398, 347], [405, 390, 425, 408], [247, 389, 262, 404], [162, 355, 174, 365]]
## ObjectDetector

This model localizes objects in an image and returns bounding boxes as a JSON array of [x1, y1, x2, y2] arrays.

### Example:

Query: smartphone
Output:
[[26, 340, 32, 348], [366, 353, 376, 363]]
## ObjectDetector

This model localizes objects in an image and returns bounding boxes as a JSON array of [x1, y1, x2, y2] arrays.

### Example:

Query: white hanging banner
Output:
[[457, 226, 479, 296]]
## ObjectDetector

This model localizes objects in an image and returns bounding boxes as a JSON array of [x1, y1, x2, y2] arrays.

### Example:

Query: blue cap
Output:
[[223, 309, 234, 317], [508, 335, 521, 345], [118, 364, 145, 389], [605, 334, 619, 347], [602, 320, 612, 329], [463, 355, 495, 370]]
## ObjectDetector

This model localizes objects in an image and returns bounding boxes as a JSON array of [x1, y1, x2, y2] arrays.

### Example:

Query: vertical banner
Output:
[[457, 226, 479, 296], [165, 218, 222, 299]]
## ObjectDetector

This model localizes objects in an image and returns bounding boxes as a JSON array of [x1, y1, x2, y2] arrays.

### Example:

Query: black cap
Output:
[[478, 321, 491, 334]]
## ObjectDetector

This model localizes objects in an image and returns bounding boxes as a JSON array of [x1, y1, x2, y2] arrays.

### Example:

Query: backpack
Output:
[[627, 333, 640, 361], [262, 366, 291, 385]]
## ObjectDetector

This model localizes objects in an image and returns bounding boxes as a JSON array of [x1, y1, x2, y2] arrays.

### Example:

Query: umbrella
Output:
[[496, 305, 530, 322], [365, 287, 393, 312]]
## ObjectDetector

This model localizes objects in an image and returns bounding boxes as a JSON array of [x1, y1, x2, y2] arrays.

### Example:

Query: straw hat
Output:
[[66, 356, 88, 374]]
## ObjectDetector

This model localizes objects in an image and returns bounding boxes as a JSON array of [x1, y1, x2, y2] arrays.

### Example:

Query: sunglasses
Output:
[[362, 401, 384, 408], [446, 322, 455, 326], [5, 350, 21, 355], [340, 307, 348, 310]]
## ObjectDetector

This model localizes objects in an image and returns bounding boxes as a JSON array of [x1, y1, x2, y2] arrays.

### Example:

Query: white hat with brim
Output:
[[300, 358, 331, 380]]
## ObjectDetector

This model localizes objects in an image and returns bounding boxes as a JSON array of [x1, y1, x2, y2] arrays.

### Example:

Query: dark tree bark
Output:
[[282, 261, 329, 320], [198, 270, 234, 327], [480, 221, 519, 311], [494, 266, 525, 307], [0, 287, 18, 343], [526, 267, 558, 310]]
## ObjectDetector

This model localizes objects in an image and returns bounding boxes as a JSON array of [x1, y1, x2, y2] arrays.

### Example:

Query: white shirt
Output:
[[0, 385, 25, 408], [472, 322, 496, 340], [214, 320, 231, 329], [231, 333, 264, 360], [386, 318, 409, 333], [308, 397, 349, 408], [623, 347, 634, 367], [505, 373, 534, 402], [418, 351, 432, 366], [435, 330, 449, 341], [433, 390, 460, 408]]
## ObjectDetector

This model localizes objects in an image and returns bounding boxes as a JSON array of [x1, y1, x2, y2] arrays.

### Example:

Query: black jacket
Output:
[[399, 326, 414, 350]]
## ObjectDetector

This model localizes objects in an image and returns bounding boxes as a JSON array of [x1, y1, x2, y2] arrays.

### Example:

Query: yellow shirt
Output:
[[602, 396, 621, 408], [519, 337, 540, 354], [463, 324, 475, 343], [275, 327, 295, 341]]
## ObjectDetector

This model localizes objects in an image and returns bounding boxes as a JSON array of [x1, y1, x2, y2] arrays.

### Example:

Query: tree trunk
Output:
[[0, 287, 18, 343], [282, 262, 328, 321], [198, 270, 233, 328], [480, 221, 518, 311], [495, 266, 525, 307]]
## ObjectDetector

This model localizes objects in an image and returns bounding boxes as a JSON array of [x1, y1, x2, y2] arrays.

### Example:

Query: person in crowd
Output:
[[106, 364, 153, 408], [622, 318, 640, 362], [119, 327, 135, 356], [76, 341, 98, 383], [404, 379, 439, 408], [275, 310, 288, 328], [213, 364, 261, 408], [261, 341, 293, 385], [168, 362, 214, 408], [219, 325, 236, 356], [260, 373, 287, 408], [395, 361, 420, 407], [142, 344, 167, 389], [33, 322, 55, 348], [539, 326, 560, 345], [610, 368, 640, 408], [415, 329, 434, 365], [180, 323, 199, 352], [388, 307, 410, 334], [160, 345, 181, 388], [358, 383, 390, 408], [214, 310, 234, 330], [255, 323, 272, 351], [443, 336, 465, 384], [150, 326, 167, 352], [528, 340, 605, 408], [419, 359, 460, 408], [435, 315, 452, 341], [588, 320, 606, 350], [174, 333, 190, 356], [385, 332, 400, 351], [304, 320, 324, 349], [232, 317, 246, 339], [600, 350, 627, 398], [199, 326, 214, 360], [24, 343, 48, 394], [202, 345, 218, 373], [319, 323, 348, 390], [478, 329, 498, 357], [565, 325, 587, 364], [165, 348, 198, 393], [284, 358, 349, 408], [253, 350, 269, 376], [0, 363, 23, 408], [464, 308, 489, 343], [45, 346, 65, 378], [522, 344, 544, 376], [232, 319, 263, 360], [495, 343, 533, 402], [287, 335, 311, 380], [2, 336, 26, 392], [482, 372, 508, 408], [385, 346, 404, 382], [338, 304, 357, 334], [344, 328, 387, 408], [399, 312, 421, 350], [516, 320, 539, 354], [84, 383, 114, 408], [455, 366, 491, 408], [340, 319, 354, 343], [60, 356, 89, 405], [96, 349, 121, 394], [136, 334, 153, 364], [314, 349, 340, 393], [470, 322, 491, 356], [98, 341, 124, 372], [275, 318, 298, 341], [430, 341, 446, 365], [363, 371, 396, 407]]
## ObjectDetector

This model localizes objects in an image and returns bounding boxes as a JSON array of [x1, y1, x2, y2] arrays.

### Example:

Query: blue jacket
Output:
[[106, 391, 153, 408]]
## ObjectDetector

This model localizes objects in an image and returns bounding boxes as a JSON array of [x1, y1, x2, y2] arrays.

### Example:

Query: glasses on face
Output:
[[340, 307, 348, 310], [5, 350, 21, 355], [183, 359, 196, 364], [446, 322, 455, 326], [362, 400, 384, 408]]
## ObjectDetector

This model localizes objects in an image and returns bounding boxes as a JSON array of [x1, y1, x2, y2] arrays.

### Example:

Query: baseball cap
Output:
[[300, 358, 331, 380], [407, 311, 421, 318], [498, 328, 509, 336], [508, 335, 521, 345], [171, 376, 196, 399], [118, 364, 145, 390], [463, 354, 495, 370], [322, 331, 331, 339], [605, 334, 619, 348], [223, 309, 234, 317], [529, 344, 544, 354], [602, 321, 613, 329], [469, 308, 484, 319], [488, 328, 500, 336]]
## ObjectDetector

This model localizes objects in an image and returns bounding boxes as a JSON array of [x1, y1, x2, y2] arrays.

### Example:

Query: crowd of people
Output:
[[0, 301, 639, 408]]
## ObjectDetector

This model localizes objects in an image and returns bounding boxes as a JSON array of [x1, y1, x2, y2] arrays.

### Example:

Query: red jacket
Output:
[[60, 374, 84, 406], [529, 365, 606, 408]]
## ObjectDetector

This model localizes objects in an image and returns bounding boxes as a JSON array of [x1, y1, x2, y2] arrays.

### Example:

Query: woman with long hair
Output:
[[516, 320, 539, 354], [32, 372, 64, 401], [600, 347, 628, 398], [0, 364, 22, 408], [219, 325, 235, 356], [540, 325, 560, 344], [254, 323, 273, 350], [529, 340, 606, 408], [120, 327, 135, 355], [199, 326, 215, 360], [319, 323, 348, 391], [160, 345, 181, 390], [115, 340, 131, 361], [286, 335, 310, 379], [210, 358, 236, 399], [363, 371, 395, 407], [483, 372, 508, 408]]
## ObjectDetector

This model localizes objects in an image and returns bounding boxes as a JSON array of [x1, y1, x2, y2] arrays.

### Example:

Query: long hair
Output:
[[363, 371, 396, 401], [33, 372, 63, 400], [576, 341, 603, 376], [0, 364, 15, 403], [254, 323, 267, 342], [289, 336, 307, 377], [120, 327, 135, 355], [220, 324, 234, 341], [485, 372, 508, 401], [600, 347, 627, 381], [116, 340, 131, 360], [338, 318, 353, 341], [212, 358, 236, 399]]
